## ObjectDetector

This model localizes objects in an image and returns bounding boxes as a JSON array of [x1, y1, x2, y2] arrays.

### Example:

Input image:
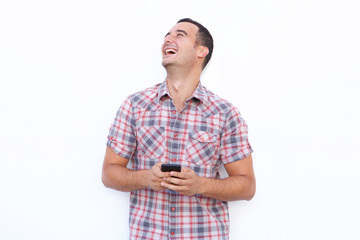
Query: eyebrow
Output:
[[165, 29, 188, 38]]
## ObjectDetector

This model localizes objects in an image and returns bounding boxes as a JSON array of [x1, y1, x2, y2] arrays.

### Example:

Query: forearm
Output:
[[102, 164, 149, 192], [198, 175, 256, 202]]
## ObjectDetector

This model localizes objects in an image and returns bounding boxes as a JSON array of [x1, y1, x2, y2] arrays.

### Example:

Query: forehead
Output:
[[168, 22, 199, 37]]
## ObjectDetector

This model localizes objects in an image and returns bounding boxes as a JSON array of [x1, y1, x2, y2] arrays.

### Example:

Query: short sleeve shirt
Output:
[[107, 81, 253, 240]]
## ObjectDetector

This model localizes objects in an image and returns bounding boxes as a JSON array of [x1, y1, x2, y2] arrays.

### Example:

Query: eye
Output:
[[177, 33, 184, 37]]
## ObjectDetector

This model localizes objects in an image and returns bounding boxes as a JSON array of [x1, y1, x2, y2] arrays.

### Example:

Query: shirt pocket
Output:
[[137, 126, 165, 158], [186, 130, 217, 165]]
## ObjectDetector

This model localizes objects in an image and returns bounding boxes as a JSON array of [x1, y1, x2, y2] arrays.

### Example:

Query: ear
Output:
[[198, 47, 209, 58]]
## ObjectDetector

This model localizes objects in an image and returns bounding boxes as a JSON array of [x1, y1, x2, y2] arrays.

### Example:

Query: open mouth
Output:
[[164, 47, 178, 56], [165, 48, 177, 54]]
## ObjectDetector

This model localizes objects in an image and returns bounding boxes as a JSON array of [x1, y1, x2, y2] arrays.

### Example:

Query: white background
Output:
[[1, 0, 359, 239]]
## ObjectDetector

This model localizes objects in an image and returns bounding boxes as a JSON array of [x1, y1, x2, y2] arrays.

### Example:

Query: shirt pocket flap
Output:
[[189, 130, 217, 143]]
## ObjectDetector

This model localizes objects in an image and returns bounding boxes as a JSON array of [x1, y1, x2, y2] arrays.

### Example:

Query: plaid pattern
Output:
[[107, 81, 253, 240]]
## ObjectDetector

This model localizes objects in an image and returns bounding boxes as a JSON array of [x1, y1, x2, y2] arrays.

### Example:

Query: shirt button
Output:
[[172, 111, 176, 114], [172, 159, 176, 162], [171, 207, 175, 211], [174, 134, 178, 138], [171, 232, 175, 235]]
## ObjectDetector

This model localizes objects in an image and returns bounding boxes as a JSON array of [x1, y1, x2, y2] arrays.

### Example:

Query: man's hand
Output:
[[146, 162, 171, 191], [102, 147, 174, 192], [160, 167, 203, 196], [159, 154, 256, 201]]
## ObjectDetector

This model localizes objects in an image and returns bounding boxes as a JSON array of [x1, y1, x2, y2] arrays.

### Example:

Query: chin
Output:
[[162, 60, 174, 68]]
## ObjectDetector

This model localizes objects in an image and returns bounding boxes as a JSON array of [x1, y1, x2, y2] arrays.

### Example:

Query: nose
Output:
[[164, 33, 174, 43]]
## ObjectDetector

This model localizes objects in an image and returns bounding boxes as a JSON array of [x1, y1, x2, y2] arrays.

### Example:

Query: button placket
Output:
[[168, 104, 183, 164], [168, 105, 181, 238]]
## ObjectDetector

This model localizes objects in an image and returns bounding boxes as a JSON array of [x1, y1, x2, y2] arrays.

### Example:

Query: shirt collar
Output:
[[157, 80, 208, 104], [191, 82, 208, 103], [157, 81, 169, 102]]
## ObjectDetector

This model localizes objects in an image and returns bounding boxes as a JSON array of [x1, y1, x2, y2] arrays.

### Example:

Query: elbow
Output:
[[245, 182, 256, 201], [229, 181, 256, 202], [101, 170, 112, 189], [102, 175, 109, 188], [245, 189, 255, 201]]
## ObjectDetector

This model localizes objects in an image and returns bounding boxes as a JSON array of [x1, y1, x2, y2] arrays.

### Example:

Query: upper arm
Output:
[[224, 154, 255, 178], [224, 154, 256, 199], [102, 146, 130, 188], [107, 96, 137, 160], [103, 97, 136, 187], [103, 146, 129, 169], [220, 106, 253, 164]]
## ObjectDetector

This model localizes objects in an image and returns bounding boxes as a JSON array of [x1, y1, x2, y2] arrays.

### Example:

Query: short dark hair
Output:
[[177, 18, 214, 69]]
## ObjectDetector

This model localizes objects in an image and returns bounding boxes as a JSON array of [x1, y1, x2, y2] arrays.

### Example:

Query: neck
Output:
[[165, 67, 201, 112]]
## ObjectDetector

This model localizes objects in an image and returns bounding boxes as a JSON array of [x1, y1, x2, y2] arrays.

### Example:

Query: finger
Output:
[[164, 176, 183, 185], [161, 181, 184, 192], [170, 169, 192, 179], [155, 171, 170, 178], [169, 171, 182, 178], [153, 163, 169, 177], [182, 166, 194, 172]]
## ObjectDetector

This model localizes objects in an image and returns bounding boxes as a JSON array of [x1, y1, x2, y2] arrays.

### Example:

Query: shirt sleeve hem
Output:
[[106, 140, 133, 160], [222, 147, 254, 165]]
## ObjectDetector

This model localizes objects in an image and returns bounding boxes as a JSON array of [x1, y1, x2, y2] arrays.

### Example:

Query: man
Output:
[[102, 18, 255, 240]]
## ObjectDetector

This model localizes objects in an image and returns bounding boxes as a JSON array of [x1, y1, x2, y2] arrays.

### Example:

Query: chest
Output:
[[132, 101, 224, 170], [133, 102, 221, 135]]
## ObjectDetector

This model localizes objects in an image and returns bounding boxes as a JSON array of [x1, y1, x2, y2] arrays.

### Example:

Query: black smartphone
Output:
[[161, 164, 181, 172]]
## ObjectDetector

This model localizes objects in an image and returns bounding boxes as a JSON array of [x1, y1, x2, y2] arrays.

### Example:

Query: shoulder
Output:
[[127, 82, 162, 109], [200, 85, 235, 117]]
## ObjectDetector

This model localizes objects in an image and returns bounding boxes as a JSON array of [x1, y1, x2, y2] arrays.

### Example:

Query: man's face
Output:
[[161, 22, 200, 69]]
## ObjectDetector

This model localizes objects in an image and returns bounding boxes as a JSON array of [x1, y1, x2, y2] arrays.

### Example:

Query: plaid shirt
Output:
[[107, 81, 253, 240]]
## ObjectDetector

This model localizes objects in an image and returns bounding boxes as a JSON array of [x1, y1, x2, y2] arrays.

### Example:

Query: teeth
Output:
[[165, 49, 176, 54]]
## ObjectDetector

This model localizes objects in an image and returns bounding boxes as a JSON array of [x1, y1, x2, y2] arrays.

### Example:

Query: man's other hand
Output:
[[161, 167, 202, 196], [147, 162, 171, 191]]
